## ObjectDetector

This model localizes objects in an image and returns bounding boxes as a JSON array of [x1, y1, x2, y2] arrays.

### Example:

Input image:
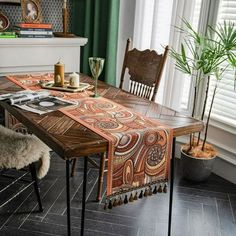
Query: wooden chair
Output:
[[119, 38, 169, 101], [71, 39, 169, 201]]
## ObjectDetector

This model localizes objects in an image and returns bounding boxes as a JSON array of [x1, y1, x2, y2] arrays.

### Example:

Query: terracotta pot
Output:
[[181, 148, 216, 182]]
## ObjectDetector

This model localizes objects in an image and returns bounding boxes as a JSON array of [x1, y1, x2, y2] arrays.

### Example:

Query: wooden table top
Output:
[[0, 75, 204, 159]]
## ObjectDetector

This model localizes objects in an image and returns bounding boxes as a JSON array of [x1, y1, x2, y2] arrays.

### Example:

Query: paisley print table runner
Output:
[[61, 97, 173, 196], [6, 74, 173, 196]]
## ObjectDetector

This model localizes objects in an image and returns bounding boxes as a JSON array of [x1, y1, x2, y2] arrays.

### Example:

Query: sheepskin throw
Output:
[[0, 125, 50, 179]]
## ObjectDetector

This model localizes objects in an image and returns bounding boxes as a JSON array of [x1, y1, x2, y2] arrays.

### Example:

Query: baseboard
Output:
[[213, 157, 236, 184]]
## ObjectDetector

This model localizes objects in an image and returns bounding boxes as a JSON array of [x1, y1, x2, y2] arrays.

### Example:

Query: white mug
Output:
[[69, 72, 80, 88]]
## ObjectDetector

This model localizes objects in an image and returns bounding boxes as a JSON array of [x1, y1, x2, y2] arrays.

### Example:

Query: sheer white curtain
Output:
[[133, 0, 201, 110], [133, 0, 173, 51], [133, 0, 174, 104]]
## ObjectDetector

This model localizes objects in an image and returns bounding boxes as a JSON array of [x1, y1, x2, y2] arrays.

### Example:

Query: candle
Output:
[[69, 72, 80, 88], [63, 0, 67, 9], [62, 0, 68, 34], [54, 60, 65, 87]]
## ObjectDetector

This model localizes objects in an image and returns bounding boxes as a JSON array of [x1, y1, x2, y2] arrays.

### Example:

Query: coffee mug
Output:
[[69, 72, 80, 88]]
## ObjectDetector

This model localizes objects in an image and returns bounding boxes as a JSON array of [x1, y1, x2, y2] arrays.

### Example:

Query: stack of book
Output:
[[14, 23, 53, 38]]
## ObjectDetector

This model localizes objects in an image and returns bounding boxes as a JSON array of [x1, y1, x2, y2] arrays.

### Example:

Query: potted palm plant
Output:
[[170, 20, 236, 181]]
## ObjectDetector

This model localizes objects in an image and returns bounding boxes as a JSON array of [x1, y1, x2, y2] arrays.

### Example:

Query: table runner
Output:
[[5, 74, 173, 198]]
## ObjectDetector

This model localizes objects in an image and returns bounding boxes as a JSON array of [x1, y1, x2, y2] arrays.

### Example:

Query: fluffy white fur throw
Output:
[[0, 125, 50, 179]]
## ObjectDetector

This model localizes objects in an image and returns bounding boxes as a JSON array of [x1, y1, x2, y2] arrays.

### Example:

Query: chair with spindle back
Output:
[[119, 38, 168, 101]]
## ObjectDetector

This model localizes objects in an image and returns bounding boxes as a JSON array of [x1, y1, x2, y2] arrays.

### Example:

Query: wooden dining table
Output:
[[0, 74, 203, 236]]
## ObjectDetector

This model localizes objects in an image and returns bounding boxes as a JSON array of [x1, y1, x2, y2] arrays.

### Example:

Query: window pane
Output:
[[206, 0, 236, 128]]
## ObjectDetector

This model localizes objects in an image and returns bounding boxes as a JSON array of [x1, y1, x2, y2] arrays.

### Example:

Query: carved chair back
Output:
[[119, 38, 168, 101]]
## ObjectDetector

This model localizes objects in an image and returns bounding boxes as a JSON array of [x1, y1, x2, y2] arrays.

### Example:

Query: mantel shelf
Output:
[[0, 37, 88, 75], [0, 37, 88, 47]]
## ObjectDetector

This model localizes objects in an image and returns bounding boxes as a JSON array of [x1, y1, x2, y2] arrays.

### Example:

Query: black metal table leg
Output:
[[66, 160, 71, 236], [81, 156, 88, 236], [168, 137, 176, 236], [30, 163, 43, 212]]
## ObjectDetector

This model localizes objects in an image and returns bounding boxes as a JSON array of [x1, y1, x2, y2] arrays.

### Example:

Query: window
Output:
[[133, 0, 203, 107], [206, 0, 236, 128], [118, 0, 236, 163], [180, 0, 203, 110]]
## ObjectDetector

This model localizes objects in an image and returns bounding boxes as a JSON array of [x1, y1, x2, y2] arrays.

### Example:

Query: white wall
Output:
[[177, 133, 236, 184], [206, 124, 236, 184], [116, 0, 136, 87]]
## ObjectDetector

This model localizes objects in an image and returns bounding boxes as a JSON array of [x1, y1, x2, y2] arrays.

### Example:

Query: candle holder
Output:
[[54, 1, 74, 38]]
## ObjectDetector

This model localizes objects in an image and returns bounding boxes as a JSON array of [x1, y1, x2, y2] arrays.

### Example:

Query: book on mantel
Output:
[[14, 27, 52, 32], [0, 32, 17, 38], [14, 23, 53, 38], [17, 34, 53, 38], [15, 23, 52, 29]]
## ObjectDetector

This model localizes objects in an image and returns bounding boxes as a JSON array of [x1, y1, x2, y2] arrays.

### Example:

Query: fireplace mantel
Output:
[[0, 37, 88, 75]]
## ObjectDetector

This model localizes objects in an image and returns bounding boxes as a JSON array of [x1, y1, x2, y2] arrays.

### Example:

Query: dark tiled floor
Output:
[[0, 153, 236, 236]]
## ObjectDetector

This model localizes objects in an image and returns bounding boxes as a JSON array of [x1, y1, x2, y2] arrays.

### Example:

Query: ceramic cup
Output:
[[69, 72, 80, 88]]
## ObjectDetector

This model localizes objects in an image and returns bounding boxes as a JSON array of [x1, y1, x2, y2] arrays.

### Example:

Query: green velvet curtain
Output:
[[72, 0, 120, 86]]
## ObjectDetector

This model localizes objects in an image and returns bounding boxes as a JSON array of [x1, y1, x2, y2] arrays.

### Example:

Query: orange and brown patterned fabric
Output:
[[62, 97, 173, 196], [6, 74, 173, 197]]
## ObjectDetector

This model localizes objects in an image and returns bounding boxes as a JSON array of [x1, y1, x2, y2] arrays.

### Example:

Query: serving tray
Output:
[[41, 81, 91, 93]]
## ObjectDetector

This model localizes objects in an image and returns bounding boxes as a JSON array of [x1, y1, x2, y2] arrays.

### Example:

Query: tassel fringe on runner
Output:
[[104, 181, 168, 210]]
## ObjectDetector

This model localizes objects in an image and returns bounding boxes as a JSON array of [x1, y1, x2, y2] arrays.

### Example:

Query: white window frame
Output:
[[176, 0, 220, 115], [194, 0, 236, 133]]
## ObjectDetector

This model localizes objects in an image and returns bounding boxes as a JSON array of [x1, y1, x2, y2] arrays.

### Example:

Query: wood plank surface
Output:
[[0, 75, 203, 159]]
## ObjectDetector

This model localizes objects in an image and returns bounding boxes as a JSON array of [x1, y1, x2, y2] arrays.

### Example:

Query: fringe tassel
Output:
[[118, 196, 123, 205], [157, 185, 163, 193], [139, 190, 143, 198], [163, 183, 167, 193], [129, 193, 134, 202], [124, 195, 128, 204], [144, 188, 148, 197], [153, 186, 157, 194], [148, 186, 153, 196], [113, 198, 118, 207], [104, 181, 168, 210], [108, 199, 113, 209]]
